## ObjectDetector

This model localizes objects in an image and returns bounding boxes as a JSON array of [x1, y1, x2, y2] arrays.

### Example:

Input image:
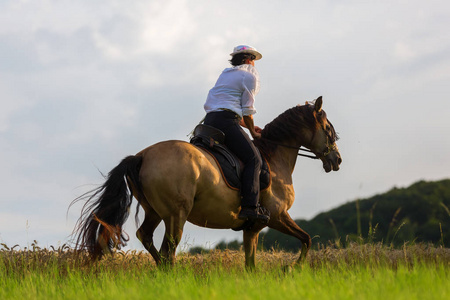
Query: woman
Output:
[[203, 45, 269, 224]]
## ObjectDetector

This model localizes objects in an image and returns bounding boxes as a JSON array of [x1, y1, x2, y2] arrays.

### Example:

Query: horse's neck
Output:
[[269, 146, 299, 179], [264, 146, 299, 209]]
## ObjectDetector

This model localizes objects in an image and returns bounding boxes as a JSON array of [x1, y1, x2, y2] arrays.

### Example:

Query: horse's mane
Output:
[[254, 104, 319, 159]]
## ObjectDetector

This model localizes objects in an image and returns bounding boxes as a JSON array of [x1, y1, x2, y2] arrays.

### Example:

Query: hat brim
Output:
[[230, 49, 262, 60]]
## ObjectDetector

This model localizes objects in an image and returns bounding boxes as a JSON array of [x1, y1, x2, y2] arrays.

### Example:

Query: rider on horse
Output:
[[203, 45, 270, 223]]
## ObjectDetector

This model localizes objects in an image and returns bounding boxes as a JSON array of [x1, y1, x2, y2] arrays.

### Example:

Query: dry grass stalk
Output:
[[1, 242, 449, 277]]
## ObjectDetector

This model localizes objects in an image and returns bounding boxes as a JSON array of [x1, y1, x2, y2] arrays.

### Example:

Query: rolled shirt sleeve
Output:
[[240, 71, 259, 116]]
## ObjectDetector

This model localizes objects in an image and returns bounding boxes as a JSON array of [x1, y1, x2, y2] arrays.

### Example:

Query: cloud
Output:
[[1, 0, 449, 249]]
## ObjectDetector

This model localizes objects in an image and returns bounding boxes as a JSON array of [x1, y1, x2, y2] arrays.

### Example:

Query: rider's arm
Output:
[[240, 69, 261, 139], [241, 115, 261, 139], [241, 70, 258, 117]]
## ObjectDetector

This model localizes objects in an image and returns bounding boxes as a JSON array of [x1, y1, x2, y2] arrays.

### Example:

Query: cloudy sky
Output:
[[1, 0, 449, 251]]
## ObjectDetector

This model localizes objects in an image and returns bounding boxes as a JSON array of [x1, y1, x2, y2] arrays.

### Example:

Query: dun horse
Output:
[[72, 97, 341, 268]]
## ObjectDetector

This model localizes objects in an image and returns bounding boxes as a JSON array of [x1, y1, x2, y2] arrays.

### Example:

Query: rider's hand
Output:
[[252, 132, 262, 139]]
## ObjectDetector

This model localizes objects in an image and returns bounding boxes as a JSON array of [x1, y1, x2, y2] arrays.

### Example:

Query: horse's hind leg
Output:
[[136, 206, 162, 265], [269, 212, 311, 265], [160, 214, 188, 266]]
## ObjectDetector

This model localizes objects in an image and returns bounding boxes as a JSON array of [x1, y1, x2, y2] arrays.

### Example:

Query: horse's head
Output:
[[257, 97, 342, 172], [305, 97, 342, 172]]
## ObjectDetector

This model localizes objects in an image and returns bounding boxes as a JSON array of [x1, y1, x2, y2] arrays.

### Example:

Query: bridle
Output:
[[261, 137, 337, 160], [260, 117, 338, 160]]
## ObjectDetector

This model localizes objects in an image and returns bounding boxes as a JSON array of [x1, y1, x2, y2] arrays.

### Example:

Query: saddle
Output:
[[190, 124, 271, 191]]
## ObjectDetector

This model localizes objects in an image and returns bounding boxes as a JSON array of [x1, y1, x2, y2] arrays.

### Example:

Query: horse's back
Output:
[[137, 140, 210, 190]]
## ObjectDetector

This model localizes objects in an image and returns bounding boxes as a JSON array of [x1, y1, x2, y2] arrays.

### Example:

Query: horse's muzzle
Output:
[[322, 152, 342, 173]]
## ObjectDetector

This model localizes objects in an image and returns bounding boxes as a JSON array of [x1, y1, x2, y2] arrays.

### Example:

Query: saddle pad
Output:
[[192, 141, 271, 191]]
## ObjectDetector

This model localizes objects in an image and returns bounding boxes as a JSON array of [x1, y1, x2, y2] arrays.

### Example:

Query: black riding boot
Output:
[[238, 203, 270, 224]]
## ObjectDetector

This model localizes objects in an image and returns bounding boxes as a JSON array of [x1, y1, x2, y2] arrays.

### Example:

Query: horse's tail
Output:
[[70, 155, 144, 260]]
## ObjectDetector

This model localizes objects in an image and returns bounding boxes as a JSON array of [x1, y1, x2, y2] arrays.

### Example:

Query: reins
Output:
[[297, 148, 320, 159], [260, 139, 319, 159]]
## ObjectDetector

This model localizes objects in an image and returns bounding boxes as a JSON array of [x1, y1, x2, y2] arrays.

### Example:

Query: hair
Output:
[[229, 53, 256, 66]]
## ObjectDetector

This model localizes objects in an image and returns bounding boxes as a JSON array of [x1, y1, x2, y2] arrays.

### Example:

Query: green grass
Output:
[[1, 243, 449, 299]]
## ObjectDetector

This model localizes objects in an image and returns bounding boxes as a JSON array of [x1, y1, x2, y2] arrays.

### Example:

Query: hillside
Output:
[[201, 179, 450, 254], [259, 179, 450, 251]]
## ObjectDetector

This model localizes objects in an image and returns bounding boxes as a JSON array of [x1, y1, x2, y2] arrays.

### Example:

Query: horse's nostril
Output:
[[338, 157, 342, 164]]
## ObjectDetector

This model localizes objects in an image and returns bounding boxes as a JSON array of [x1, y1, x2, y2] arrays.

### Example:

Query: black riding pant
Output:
[[204, 111, 262, 208]]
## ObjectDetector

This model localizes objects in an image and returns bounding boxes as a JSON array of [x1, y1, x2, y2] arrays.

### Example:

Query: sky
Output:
[[1, 0, 449, 251]]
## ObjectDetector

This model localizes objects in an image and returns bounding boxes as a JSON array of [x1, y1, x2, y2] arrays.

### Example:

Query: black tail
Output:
[[70, 155, 144, 259]]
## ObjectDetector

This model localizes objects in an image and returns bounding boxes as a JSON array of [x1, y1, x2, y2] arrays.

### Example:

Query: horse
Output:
[[71, 96, 341, 268]]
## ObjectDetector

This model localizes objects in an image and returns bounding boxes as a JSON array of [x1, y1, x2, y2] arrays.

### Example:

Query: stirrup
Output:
[[238, 206, 270, 224]]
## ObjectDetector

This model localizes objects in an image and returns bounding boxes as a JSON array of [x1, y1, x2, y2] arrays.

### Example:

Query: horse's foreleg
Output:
[[243, 230, 260, 270], [136, 207, 162, 265], [269, 212, 311, 265]]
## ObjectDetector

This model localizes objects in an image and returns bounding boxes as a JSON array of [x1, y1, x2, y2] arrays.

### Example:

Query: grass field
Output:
[[1, 243, 449, 299]]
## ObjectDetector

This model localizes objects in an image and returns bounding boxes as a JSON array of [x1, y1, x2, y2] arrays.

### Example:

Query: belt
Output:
[[218, 108, 241, 119]]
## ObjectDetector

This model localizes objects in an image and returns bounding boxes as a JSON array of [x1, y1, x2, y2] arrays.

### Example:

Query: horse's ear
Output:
[[314, 96, 323, 112]]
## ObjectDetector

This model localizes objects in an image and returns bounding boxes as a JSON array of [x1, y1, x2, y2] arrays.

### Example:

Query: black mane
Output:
[[254, 105, 317, 159]]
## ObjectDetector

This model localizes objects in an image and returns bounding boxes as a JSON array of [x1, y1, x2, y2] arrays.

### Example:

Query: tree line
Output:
[[190, 179, 450, 253]]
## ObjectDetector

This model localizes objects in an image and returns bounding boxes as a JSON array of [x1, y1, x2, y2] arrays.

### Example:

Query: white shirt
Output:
[[204, 64, 260, 118]]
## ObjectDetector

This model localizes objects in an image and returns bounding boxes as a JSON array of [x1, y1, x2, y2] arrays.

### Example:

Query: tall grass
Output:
[[1, 242, 449, 299]]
